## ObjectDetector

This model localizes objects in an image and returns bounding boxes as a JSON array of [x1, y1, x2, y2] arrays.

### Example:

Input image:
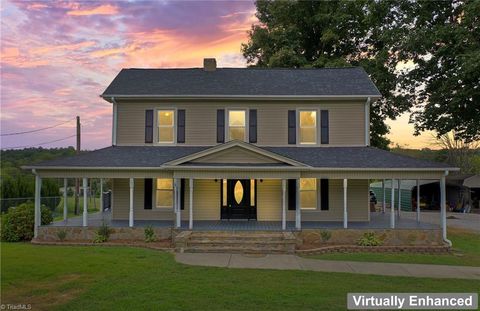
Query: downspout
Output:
[[365, 97, 371, 146], [111, 97, 118, 146]]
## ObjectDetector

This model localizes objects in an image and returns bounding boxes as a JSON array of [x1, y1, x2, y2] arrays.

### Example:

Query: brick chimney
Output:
[[203, 58, 217, 71]]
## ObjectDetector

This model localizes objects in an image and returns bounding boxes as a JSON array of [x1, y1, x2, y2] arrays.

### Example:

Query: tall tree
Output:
[[242, 0, 479, 148]]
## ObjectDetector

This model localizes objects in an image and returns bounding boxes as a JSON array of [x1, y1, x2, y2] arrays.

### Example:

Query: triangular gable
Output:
[[164, 140, 307, 167]]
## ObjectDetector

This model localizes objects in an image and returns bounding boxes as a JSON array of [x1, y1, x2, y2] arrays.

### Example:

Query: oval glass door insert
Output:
[[234, 180, 244, 204]]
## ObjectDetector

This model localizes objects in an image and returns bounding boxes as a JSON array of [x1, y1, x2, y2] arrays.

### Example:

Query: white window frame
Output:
[[226, 108, 248, 142], [156, 108, 177, 145], [300, 178, 317, 210], [154, 178, 174, 209], [297, 109, 318, 146]]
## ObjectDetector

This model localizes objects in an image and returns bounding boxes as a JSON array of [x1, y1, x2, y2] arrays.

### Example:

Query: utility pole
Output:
[[74, 116, 80, 215]]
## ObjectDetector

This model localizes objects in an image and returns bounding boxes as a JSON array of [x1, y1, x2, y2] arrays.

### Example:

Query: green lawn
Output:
[[306, 228, 480, 267], [2, 243, 479, 311], [53, 197, 100, 221]]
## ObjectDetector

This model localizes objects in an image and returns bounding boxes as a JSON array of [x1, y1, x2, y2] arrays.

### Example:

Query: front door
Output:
[[221, 179, 257, 220]]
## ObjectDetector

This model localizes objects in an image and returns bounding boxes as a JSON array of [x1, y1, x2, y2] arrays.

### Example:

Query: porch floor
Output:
[[47, 210, 439, 230]]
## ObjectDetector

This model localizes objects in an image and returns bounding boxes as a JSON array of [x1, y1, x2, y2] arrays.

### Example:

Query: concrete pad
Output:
[[175, 252, 231, 267], [298, 258, 355, 273], [228, 254, 302, 270]]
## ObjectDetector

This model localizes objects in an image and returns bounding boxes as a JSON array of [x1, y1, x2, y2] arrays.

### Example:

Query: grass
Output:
[[305, 228, 480, 267], [1, 243, 479, 311], [53, 197, 100, 221]]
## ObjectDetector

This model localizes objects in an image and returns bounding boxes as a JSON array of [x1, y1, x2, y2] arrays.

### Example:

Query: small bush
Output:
[[1, 203, 53, 242], [320, 230, 331, 242], [57, 229, 67, 241], [144, 226, 156, 243], [357, 232, 383, 246], [93, 222, 112, 243]]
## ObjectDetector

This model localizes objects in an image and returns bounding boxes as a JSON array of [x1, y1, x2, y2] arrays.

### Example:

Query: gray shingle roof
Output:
[[28, 146, 451, 170], [101, 67, 381, 97]]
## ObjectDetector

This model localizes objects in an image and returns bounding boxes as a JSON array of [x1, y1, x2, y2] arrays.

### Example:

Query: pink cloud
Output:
[[67, 4, 118, 16]]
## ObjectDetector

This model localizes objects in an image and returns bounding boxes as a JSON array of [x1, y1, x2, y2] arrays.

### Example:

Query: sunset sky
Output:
[[0, 0, 434, 150]]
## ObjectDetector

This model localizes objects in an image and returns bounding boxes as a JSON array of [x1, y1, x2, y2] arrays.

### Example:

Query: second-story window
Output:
[[228, 110, 246, 141], [299, 110, 317, 144], [158, 110, 174, 143]]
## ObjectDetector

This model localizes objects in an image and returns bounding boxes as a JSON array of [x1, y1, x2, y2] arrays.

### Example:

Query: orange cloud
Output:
[[30, 41, 97, 55], [67, 4, 118, 16]]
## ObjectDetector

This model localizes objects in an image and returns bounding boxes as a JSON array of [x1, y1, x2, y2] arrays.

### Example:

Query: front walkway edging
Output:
[[296, 244, 451, 255], [31, 239, 174, 252]]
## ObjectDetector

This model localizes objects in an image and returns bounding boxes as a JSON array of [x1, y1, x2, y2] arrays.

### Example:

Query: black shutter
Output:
[[320, 179, 329, 210], [177, 109, 185, 143], [288, 110, 296, 144], [180, 179, 185, 210], [321, 110, 329, 144], [217, 109, 225, 143], [145, 110, 153, 143], [249, 109, 257, 143], [288, 179, 296, 210], [144, 179, 153, 209]]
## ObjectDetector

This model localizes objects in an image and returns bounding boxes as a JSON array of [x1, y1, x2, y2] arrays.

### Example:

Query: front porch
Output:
[[47, 209, 439, 230]]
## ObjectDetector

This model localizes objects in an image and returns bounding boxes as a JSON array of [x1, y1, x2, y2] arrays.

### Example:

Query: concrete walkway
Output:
[[175, 253, 480, 280]]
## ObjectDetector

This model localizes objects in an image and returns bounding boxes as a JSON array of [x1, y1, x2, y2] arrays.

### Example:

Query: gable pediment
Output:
[[189, 146, 283, 165]]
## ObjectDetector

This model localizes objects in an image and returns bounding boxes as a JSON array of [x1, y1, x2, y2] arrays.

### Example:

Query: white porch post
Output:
[[63, 178, 68, 222], [281, 179, 287, 230], [34, 174, 42, 239], [440, 173, 449, 245], [416, 179, 421, 222], [343, 179, 348, 228], [382, 179, 386, 213], [390, 179, 395, 229], [100, 178, 104, 212], [175, 178, 181, 228], [295, 179, 301, 230], [397, 179, 402, 217], [189, 178, 193, 230], [129, 178, 134, 227], [82, 177, 88, 227]]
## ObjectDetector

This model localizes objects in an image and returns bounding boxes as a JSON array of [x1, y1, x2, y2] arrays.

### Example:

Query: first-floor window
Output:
[[300, 178, 317, 209], [156, 178, 173, 208]]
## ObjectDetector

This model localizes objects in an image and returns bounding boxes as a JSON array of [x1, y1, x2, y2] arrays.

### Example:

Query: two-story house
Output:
[[27, 59, 456, 246]]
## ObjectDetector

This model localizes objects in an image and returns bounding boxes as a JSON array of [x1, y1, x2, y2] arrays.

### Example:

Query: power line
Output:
[[4, 134, 77, 149], [1, 118, 76, 136]]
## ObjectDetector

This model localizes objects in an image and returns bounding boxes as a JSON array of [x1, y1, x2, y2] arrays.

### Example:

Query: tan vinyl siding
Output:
[[182, 179, 220, 220], [191, 146, 280, 164], [257, 179, 282, 221], [115, 100, 366, 147]]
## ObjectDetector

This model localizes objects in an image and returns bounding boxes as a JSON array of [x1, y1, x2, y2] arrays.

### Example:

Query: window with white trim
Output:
[[228, 110, 246, 141], [299, 110, 317, 144], [300, 178, 317, 209], [156, 178, 173, 208], [157, 110, 175, 143]]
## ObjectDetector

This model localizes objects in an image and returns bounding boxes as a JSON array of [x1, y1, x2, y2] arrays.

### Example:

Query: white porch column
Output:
[[416, 179, 421, 222], [440, 173, 450, 245], [397, 179, 402, 217], [382, 179, 386, 213], [175, 178, 181, 228], [82, 177, 88, 227], [129, 178, 134, 227], [390, 179, 395, 229], [34, 174, 42, 239], [281, 179, 287, 230], [100, 178, 104, 212], [295, 179, 301, 230], [63, 178, 68, 222], [189, 179, 193, 230], [343, 179, 348, 228]]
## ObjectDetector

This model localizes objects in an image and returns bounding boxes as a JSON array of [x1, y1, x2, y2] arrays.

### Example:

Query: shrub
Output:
[[93, 222, 112, 243], [57, 229, 67, 241], [357, 232, 383, 246], [320, 230, 331, 242], [1, 202, 53, 242], [144, 226, 156, 243]]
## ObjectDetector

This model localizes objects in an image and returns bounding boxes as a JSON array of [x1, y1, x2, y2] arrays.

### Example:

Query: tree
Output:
[[242, 0, 411, 149], [242, 0, 479, 148], [433, 132, 480, 173]]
